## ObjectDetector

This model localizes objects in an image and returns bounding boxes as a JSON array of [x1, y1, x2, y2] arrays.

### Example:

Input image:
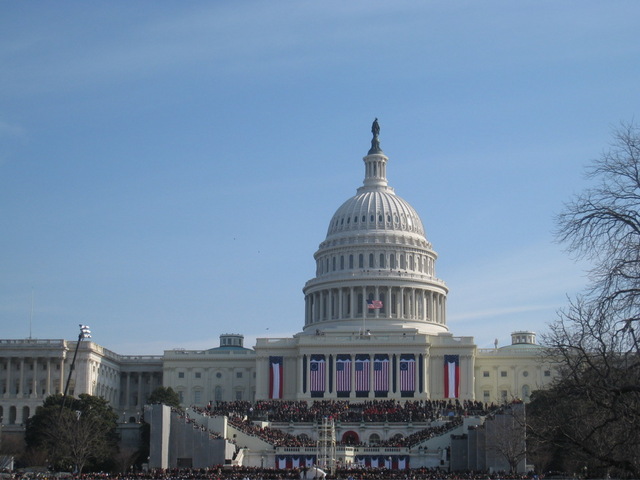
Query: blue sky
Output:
[[1, 1, 639, 354]]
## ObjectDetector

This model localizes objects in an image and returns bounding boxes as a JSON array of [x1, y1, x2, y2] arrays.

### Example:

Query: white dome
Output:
[[327, 190, 426, 240], [302, 120, 448, 336]]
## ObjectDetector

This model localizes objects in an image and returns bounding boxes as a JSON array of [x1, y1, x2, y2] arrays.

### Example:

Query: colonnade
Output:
[[1, 356, 66, 399], [120, 371, 163, 417], [305, 286, 446, 326]]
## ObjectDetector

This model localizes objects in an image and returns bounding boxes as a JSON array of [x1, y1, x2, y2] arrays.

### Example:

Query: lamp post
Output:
[[61, 325, 91, 412]]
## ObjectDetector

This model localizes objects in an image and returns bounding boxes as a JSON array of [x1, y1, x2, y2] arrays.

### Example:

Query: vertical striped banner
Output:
[[336, 354, 351, 396], [373, 354, 389, 394], [400, 354, 416, 394], [444, 354, 460, 398], [310, 355, 326, 395], [355, 354, 370, 395], [269, 356, 283, 399]]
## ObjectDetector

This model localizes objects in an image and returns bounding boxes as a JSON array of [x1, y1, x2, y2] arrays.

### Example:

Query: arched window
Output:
[[215, 386, 223, 402], [369, 254, 374, 268], [359, 254, 364, 268], [400, 254, 406, 269], [390, 254, 396, 269], [349, 255, 354, 269], [369, 433, 381, 445], [341, 431, 359, 445], [340, 256, 345, 270], [379, 254, 385, 268]]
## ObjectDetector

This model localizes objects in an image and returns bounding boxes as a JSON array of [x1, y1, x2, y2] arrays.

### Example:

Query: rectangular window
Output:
[[178, 372, 185, 378], [236, 371, 243, 378], [195, 372, 201, 379], [194, 390, 202, 404], [544, 370, 551, 377], [483, 390, 490, 401], [500, 371, 507, 377], [178, 391, 184, 402], [483, 371, 490, 377], [235, 390, 243, 401]]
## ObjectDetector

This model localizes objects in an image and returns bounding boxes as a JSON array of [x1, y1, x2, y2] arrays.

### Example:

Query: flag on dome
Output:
[[444, 354, 460, 398], [367, 299, 383, 309]]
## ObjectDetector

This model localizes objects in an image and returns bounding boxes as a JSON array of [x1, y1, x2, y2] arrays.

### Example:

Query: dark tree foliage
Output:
[[25, 393, 119, 474], [147, 386, 181, 408], [531, 123, 640, 478]]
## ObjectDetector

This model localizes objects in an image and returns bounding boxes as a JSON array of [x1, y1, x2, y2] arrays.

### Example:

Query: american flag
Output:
[[310, 355, 326, 393], [400, 355, 416, 392], [367, 299, 383, 309], [336, 355, 351, 393], [355, 355, 370, 392], [373, 355, 389, 392]]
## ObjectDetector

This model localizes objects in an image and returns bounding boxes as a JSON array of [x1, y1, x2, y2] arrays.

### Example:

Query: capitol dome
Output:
[[327, 189, 426, 240], [302, 120, 448, 336]]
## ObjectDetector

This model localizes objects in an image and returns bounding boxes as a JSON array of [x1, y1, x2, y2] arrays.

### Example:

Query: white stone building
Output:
[[0, 338, 162, 427], [0, 121, 556, 430]]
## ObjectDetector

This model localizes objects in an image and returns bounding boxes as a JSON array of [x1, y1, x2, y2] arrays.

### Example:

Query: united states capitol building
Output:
[[0, 123, 555, 464]]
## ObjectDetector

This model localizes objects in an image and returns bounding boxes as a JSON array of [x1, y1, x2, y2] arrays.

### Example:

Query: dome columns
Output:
[[303, 284, 447, 331]]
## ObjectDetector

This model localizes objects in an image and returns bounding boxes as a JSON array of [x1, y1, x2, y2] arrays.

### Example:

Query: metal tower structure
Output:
[[317, 416, 336, 473]]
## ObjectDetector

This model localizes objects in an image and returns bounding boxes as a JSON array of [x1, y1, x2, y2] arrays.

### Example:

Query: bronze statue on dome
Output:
[[368, 118, 382, 154], [372, 118, 380, 138]]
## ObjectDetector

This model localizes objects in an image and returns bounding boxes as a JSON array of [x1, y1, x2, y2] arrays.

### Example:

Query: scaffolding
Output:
[[316, 416, 336, 473]]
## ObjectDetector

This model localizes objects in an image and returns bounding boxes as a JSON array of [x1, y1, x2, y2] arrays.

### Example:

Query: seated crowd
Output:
[[71, 466, 535, 480], [190, 399, 483, 448], [199, 399, 489, 423]]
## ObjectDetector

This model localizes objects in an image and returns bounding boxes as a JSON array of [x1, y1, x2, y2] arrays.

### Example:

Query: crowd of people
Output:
[[22, 467, 539, 480], [188, 399, 484, 449], [198, 399, 490, 424]]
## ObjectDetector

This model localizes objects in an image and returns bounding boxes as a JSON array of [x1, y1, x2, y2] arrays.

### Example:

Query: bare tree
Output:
[[26, 394, 118, 473], [537, 122, 640, 477]]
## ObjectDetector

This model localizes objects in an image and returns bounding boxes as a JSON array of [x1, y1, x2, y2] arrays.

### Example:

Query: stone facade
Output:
[[0, 123, 557, 428]]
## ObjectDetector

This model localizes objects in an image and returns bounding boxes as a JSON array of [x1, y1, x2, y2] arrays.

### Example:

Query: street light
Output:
[[61, 325, 91, 412]]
